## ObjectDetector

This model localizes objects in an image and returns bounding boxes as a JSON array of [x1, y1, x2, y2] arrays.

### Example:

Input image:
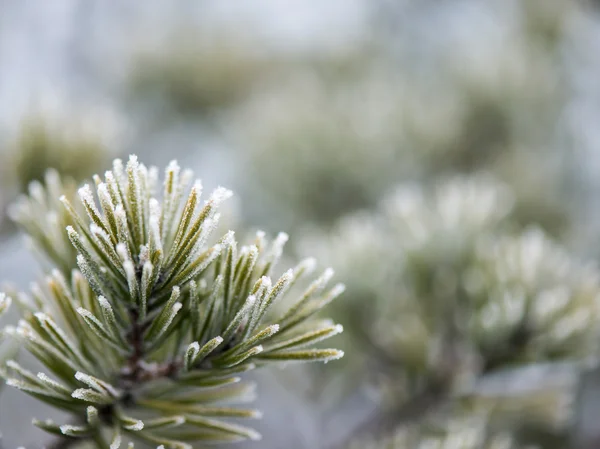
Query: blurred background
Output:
[[3, 0, 600, 448]]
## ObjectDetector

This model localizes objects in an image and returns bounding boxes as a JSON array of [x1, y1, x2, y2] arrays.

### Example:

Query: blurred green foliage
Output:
[[304, 176, 600, 447], [127, 34, 263, 119], [233, 0, 579, 240], [10, 115, 110, 193]]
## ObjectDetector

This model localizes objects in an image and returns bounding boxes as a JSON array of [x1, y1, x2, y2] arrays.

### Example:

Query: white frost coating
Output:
[[275, 232, 289, 245], [97, 182, 111, 202], [182, 243, 225, 284], [66, 225, 78, 238], [98, 296, 112, 311], [207, 186, 233, 206], [238, 245, 251, 258], [245, 295, 257, 309], [260, 276, 272, 289], [185, 341, 201, 370], [87, 406, 99, 424], [327, 283, 346, 299], [114, 204, 127, 220], [270, 233, 289, 263], [0, 293, 11, 316], [51, 269, 68, 287], [187, 341, 200, 354], [6, 360, 34, 378], [280, 269, 294, 282], [33, 312, 50, 323], [76, 307, 96, 322], [124, 261, 136, 282], [90, 224, 110, 241], [98, 297, 120, 334], [308, 268, 335, 295], [248, 429, 263, 441], [116, 243, 129, 262], [191, 180, 203, 198], [59, 425, 86, 436], [322, 267, 335, 280], [149, 299, 183, 344], [173, 416, 186, 426], [221, 230, 236, 248], [104, 171, 122, 203], [190, 215, 221, 258], [268, 270, 294, 302], [75, 371, 94, 385], [297, 257, 317, 276], [78, 184, 95, 206], [37, 373, 69, 392], [75, 371, 119, 397], [329, 350, 344, 360], [15, 320, 33, 338], [124, 420, 144, 431], [167, 160, 179, 172], [70, 389, 87, 400], [155, 302, 182, 339], [254, 230, 266, 250], [110, 430, 122, 449], [149, 198, 161, 220], [71, 388, 111, 403]]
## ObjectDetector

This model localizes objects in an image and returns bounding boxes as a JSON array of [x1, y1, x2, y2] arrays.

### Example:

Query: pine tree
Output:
[[0, 155, 344, 448]]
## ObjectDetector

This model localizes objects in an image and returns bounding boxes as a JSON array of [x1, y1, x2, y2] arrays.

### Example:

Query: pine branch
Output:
[[1, 155, 345, 448], [310, 176, 600, 449]]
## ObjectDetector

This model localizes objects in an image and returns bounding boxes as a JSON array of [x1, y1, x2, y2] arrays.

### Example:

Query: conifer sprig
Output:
[[1, 155, 344, 448]]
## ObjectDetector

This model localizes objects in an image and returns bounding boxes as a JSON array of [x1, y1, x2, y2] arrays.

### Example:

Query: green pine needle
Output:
[[1, 155, 344, 448]]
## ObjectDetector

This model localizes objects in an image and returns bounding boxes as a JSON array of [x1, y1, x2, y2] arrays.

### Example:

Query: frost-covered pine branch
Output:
[[346, 412, 542, 449], [1, 155, 344, 448], [306, 175, 600, 445], [9, 169, 81, 275]]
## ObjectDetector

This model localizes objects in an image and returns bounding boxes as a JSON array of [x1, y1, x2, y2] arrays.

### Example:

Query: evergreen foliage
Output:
[[305, 175, 600, 445], [346, 412, 536, 449], [0, 155, 344, 448]]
